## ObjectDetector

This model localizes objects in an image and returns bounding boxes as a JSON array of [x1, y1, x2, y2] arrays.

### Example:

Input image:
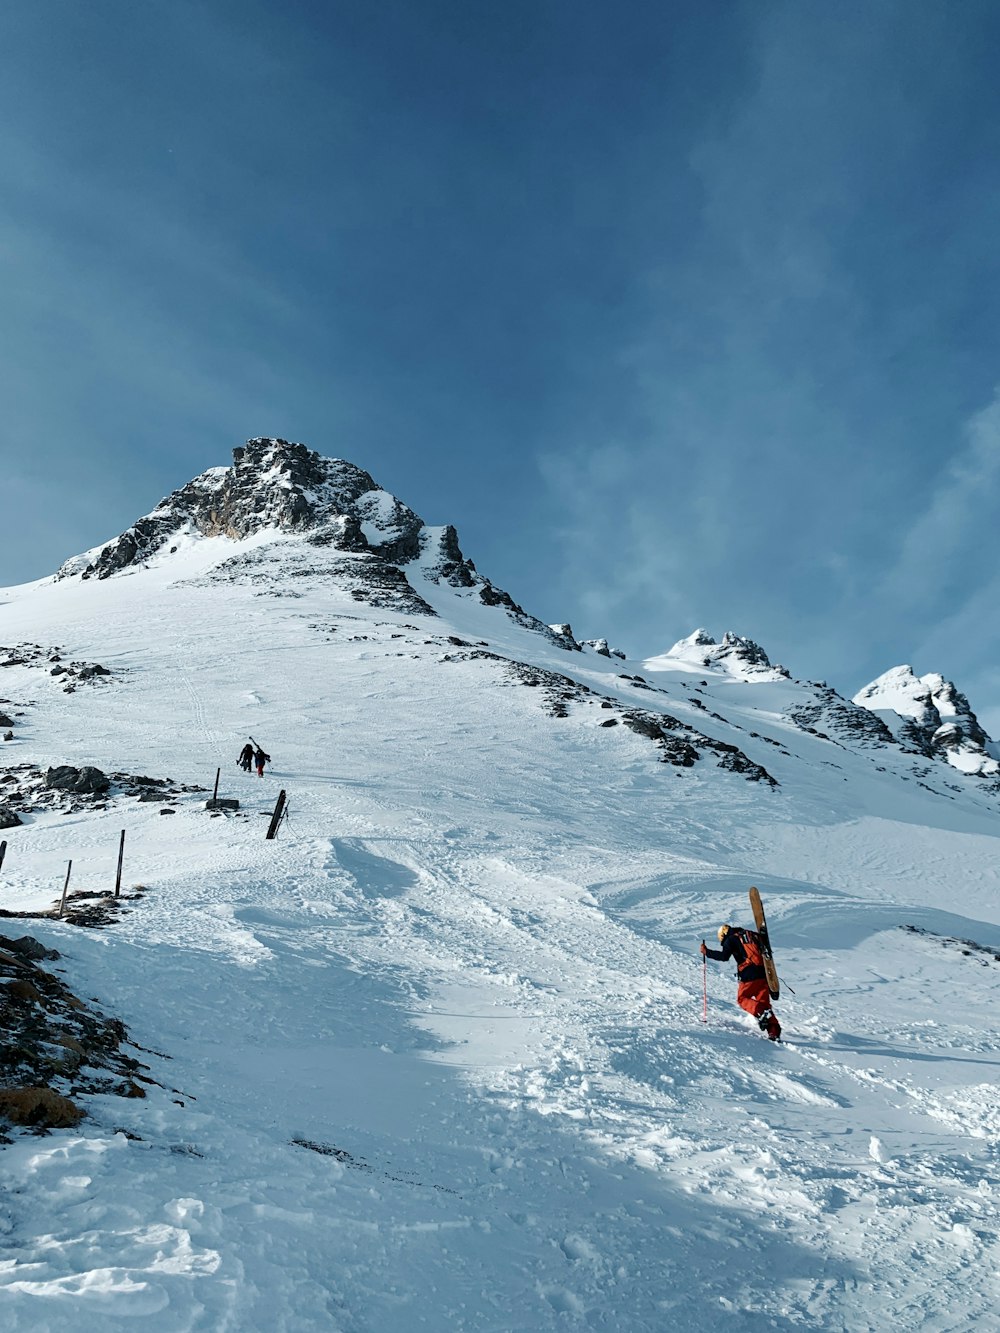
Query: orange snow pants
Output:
[[737, 977, 780, 1037]]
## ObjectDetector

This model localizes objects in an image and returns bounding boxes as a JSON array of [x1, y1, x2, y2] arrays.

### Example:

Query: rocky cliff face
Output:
[[853, 666, 998, 777]]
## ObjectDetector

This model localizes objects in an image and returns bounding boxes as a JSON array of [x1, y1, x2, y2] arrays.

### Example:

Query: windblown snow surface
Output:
[[1, 532, 999, 1332]]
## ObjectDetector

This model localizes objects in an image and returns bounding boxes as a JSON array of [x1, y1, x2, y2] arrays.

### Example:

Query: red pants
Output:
[[737, 978, 780, 1038]]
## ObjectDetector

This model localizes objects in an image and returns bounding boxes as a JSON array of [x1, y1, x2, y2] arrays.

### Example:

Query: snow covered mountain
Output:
[[1, 439, 999, 1331], [853, 664, 1000, 777], [645, 627, 790, 681]]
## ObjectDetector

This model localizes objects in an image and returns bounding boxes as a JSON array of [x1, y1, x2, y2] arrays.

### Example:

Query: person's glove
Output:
[[700, 940, 707, 956]]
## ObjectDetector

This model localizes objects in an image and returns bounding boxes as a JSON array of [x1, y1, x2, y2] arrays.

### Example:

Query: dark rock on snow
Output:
[[44, 766, 111, 795]]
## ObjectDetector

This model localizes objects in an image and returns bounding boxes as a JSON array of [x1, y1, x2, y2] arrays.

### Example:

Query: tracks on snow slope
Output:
[[178, 822, 1000, 1332]]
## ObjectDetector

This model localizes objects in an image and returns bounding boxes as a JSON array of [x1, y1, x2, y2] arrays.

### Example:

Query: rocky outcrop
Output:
[[0, 933, 153, 1139], [581, 638, 627, 660], [0, 765, 196, 820], [650, 630, 790, 681], [45, 765, 111, 795], [1, 644, 113, 693], [58, 438, 571, 648], [853, 667, 998, 777], [785, 685, 898, 750], [67, 439, 404, 580]]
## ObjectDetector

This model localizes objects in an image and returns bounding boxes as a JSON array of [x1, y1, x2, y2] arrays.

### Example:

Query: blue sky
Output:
[[2, 0, 999, 731]]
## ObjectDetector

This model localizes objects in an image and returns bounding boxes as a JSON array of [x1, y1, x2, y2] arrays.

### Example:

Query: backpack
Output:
[[734, 928, 763, 970]]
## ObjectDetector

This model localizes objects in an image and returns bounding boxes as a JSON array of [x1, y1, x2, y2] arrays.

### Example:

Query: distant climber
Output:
[[238, 743, 254, 772], [254, 745, 271, 778], [701, 924, 781, 1040]]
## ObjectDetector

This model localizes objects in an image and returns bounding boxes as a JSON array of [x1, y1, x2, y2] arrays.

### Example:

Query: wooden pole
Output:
[[212, 767, 221, 802], [115, 829, 126, 898], [266, 789, 287, 840], [59, 860, 73, 918], [0, 840, 6, 874]]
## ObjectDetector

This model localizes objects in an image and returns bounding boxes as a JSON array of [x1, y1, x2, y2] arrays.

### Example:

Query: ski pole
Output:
[[701, 949, 707, 1023]]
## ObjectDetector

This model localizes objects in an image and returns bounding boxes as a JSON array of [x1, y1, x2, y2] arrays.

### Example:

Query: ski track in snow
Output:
[[0, 540, 998, 1330]]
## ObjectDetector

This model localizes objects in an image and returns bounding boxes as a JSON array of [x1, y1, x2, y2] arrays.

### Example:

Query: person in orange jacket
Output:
[[701, 924, 781, 1040]]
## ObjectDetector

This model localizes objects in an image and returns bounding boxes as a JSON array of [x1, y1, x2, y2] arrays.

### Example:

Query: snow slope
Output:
[[1, 484, 999, 1330]]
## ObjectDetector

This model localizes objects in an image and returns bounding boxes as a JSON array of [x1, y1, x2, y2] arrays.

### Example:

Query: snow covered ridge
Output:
[[854, 666, 999, 777]]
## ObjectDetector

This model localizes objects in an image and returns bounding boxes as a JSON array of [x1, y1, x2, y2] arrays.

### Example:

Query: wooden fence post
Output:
[[115, 829, 126, 898], [212, 767, 221, 802], [266, 790, 287, 840], [0, 840, 6, 874], [58, 860, 73, 918]]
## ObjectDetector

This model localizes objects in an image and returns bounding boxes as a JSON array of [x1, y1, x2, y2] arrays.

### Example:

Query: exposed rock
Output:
[[853, 666, 998, 777], [785, 686, 897, 750], [0, 643, 113, 687], [421, 524, 478, 589], [0, 807, 23, 829], [67, 439, 419, 580], [4, 936, 60, 962], [653, 630, 790, 681], [0, 765, 185, 818], [0, 933, 155, 1139], [581, 638, 627, 660], [45, 765, 111, 795]]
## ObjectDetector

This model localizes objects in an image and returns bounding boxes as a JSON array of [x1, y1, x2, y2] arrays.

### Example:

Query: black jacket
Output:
[[704, 928, 766, 984]]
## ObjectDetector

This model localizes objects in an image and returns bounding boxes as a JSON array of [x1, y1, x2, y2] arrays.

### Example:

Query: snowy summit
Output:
[[854, 664, 1000, 776], [644, 628, 791, 681], [0, 438, 999, 1331]]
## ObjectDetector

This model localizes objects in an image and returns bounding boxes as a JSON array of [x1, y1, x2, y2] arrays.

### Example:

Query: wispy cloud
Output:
[[880, 389, 1000, 609]]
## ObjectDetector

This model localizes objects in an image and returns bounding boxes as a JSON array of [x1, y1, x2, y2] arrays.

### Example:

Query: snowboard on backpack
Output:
[[748, 886, 780, 999]]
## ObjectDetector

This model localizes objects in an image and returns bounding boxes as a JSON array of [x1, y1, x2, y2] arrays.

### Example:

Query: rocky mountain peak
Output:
[[53, 437, 574, 650], [853, 666, 997, 777], [652, 629, 790, 681], [60, 438, 426, 581]]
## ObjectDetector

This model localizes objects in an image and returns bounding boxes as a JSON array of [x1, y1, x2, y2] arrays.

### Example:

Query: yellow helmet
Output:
[[717, 924, 731, 943]]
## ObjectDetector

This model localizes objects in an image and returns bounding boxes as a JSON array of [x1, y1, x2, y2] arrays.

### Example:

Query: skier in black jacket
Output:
[[702, 924, 781, 1040], [238, 743, 254, 772]]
